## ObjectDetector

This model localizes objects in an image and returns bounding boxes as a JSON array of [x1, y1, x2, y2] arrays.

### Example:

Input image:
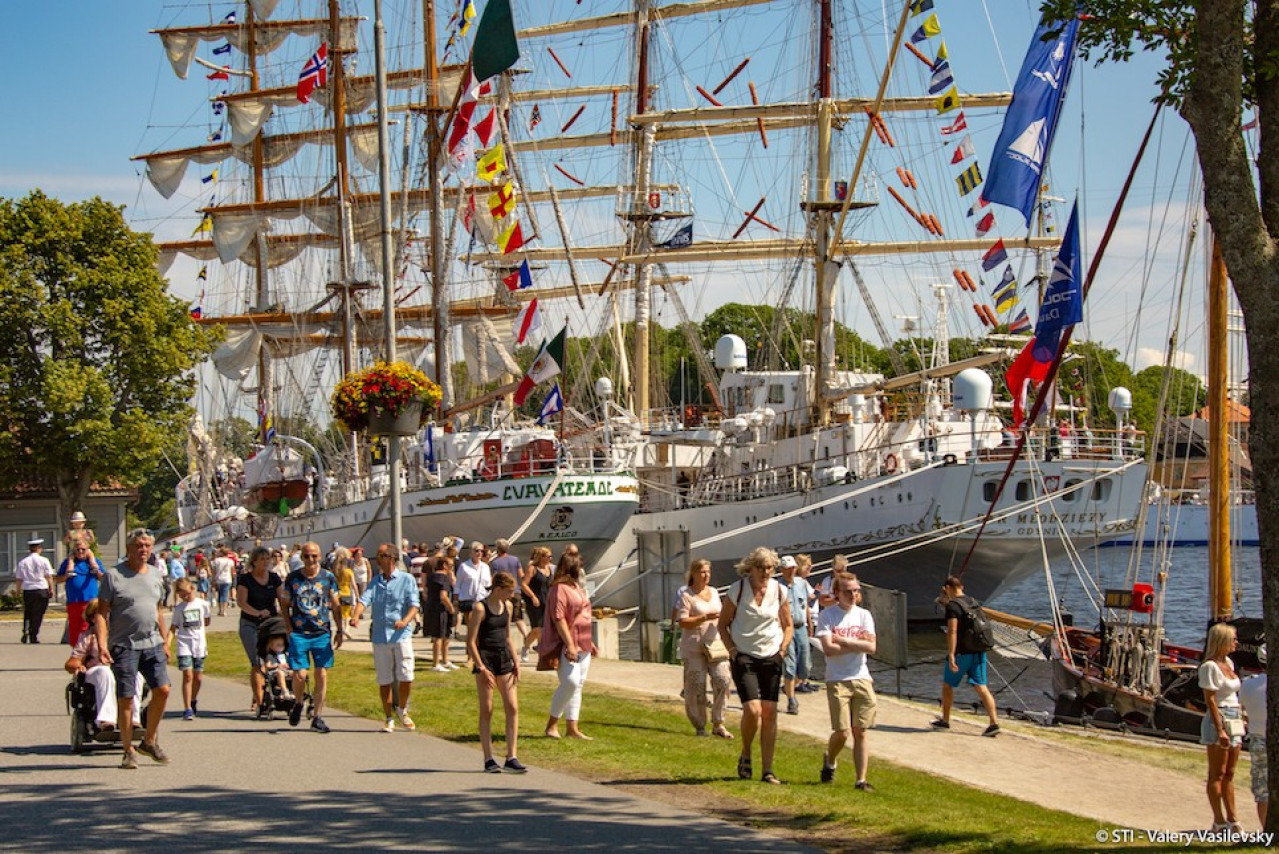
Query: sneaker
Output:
[[311, 716, 331, 734], [503, 757, 528, 774], [786, 697, 800, 715], [820, 761, 836, 784], [289, 702, 304, 727], [484, 758, 503, 774], [982, 723, 1001, 738], [137, 740, 169, 764], [855, 780, 876, 792], [432, 664, 450, 673], [120, 751, 138, 770], [446, 662, 461, 670], [381, 718, 395, 734], [182, 708, 194, 721], [395, 709, 416, 731], [930, 718, 950, 729], [521, 648, 531, 663]]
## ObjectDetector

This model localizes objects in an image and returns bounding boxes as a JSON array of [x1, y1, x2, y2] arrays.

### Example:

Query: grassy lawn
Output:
[[202, 631, 1258, 852]]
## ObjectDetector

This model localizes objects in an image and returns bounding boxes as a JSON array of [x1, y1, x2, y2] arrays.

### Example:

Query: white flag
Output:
[[513, 298, 542, 345]]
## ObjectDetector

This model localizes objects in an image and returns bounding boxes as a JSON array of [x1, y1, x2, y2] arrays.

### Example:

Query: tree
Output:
[[0, 192, 219, 525], [1039, 0, 1279, 829]]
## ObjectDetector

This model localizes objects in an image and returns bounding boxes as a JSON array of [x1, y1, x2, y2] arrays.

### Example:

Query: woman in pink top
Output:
[[542, 551, 597, 740], [676, 559, 733, 738]]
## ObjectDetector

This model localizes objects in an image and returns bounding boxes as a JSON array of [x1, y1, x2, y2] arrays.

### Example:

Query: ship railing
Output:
[[972, 426, 1144, 464]]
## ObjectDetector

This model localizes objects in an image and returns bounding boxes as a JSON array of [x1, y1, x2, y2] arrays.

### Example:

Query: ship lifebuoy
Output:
[[883, 453, 899, 474], [943, 453, 958, 466]]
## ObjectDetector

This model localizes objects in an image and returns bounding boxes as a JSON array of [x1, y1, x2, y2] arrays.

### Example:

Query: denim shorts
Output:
[[784, 628, 810, 679], [288, 632, 335, 671], [177, 655, 206, 672], [111, 645, 170, 698]]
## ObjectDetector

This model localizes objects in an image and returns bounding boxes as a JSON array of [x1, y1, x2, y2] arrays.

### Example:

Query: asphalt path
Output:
[[0, 619, 809, 853]]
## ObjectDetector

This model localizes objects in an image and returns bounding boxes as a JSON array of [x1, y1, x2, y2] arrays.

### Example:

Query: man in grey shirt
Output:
[[96, 528, 172, 769]]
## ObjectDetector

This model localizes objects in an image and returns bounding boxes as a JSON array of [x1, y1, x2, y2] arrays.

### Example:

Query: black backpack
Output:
[[954, 596, 995, 652]]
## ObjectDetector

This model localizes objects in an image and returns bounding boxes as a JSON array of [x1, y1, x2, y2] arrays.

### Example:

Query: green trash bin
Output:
[[660, 619, 677, 664]]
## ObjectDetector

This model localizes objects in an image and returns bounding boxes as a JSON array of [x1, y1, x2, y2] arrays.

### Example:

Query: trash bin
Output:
[[660, 619, 677, 664]]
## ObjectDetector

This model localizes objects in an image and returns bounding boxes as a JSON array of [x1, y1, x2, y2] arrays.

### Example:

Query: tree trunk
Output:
[[1182, 0, 1279, 836], [55, 467, 94, 542]]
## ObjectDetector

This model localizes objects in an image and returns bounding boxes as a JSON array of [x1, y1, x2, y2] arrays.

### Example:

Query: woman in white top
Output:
[[676, 559, 733, 739], [717, 547, 793, 785], [1199, 622, 1243, 834]]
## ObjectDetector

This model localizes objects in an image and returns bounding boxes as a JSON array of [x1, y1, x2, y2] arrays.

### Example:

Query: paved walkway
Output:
[[0, 617, 807, 853]]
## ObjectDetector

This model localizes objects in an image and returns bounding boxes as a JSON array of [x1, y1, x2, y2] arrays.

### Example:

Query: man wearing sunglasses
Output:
[[815, 574, 877, 791]]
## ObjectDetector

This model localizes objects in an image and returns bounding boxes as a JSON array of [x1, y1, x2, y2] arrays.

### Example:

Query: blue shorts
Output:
[[784, 627, 810, 679], [216, 582, 231, 604], [943, 652, 987, 687], [111, 645, 171, 698], [288, 632, 335, 671], [177, 655, 205, 672]]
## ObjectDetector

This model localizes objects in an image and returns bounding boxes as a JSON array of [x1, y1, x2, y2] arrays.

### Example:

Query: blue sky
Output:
[[0, 2, 1221, 379]]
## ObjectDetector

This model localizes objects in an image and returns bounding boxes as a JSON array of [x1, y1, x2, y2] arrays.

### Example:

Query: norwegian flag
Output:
[[297, 43, 328, 104], [513, 298, 542, 345]]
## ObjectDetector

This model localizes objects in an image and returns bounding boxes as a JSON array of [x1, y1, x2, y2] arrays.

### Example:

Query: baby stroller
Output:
[[67, 672, 148, 754], [255, 616, 311, 721]]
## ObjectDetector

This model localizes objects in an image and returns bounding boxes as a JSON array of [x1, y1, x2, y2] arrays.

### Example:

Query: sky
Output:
[[0, 2, 1237, 387]]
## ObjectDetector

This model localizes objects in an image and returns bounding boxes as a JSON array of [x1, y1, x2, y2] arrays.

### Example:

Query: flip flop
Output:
[[761, 772, 782, 785], [737, 756, 752, 780]]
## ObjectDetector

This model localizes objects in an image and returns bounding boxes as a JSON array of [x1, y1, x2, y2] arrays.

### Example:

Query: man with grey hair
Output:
[[488, 538, 527, 649], [96, 528, 172, 768], [350, 543, 420, 733]]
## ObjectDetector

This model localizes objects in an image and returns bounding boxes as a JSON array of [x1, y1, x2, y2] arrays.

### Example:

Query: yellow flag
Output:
[[921, 13, 941, 38], [191, 214, 212, 236], [934, 86, 961, 115], [488, 182, 516, 218], [476, 144, 506, 182], [937, 40, 948, 60], [955, 162, 983, 196]]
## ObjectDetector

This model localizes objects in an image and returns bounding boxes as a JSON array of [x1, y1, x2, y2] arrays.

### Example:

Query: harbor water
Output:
[[869, 546, 1263, 713]]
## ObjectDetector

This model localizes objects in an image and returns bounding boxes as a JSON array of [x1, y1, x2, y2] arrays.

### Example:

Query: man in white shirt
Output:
[[16, 538, 54, 644], [1239, 646, 1268, 826], [210, 546, 236, 617], [454, 541, 492, 616], [815, 573, 877, 790]]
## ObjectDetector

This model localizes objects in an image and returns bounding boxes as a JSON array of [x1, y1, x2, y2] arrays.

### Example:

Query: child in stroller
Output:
[[255, 616, 309, 720]]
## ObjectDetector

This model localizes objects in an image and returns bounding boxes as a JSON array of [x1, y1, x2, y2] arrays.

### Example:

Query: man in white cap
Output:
[[16, 538, 54, 644], [778, 555, 813, 715]]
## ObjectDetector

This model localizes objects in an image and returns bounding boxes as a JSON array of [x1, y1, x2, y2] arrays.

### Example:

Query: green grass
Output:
[[202, 631, 1262, 852]]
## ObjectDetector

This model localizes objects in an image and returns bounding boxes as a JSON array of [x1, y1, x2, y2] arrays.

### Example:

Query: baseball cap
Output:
[[778, 555, 797, 568]]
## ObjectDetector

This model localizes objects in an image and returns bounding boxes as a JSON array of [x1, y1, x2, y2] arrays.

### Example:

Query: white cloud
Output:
[[1135, 346, 1198, 374]]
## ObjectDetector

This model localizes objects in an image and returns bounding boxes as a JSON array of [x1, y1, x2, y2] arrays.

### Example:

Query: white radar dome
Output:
[[714, 334, 748, 371], [952, 369, 993, 412], [1108, 387, 1132, 414]]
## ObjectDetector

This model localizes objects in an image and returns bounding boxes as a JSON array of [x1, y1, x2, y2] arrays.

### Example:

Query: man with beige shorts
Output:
[[816, 573, 877, 790]]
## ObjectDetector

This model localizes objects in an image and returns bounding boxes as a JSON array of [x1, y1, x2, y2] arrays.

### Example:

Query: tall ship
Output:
[[139, 1, 1146, 614]]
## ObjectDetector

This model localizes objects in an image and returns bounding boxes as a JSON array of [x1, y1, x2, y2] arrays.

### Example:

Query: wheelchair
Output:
[[66, 671, 148, 754]]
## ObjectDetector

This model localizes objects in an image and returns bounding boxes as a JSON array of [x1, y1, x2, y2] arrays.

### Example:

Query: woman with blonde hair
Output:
[[331, 547, 357, 624], [521, 546, 554, 661], [676, 558, 733, 738], [1199, 621, 1244, 834], [718, 546, 793, 784]]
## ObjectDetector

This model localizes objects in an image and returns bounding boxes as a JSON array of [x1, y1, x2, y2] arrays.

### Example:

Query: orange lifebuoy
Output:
[[884, 453, 899, 475]]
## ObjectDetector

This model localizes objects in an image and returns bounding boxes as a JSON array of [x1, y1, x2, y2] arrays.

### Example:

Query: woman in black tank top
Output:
[[466, 573, 527, 774]]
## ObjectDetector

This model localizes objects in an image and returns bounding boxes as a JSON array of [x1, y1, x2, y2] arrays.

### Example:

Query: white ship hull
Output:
[[1105, 499, 1259, 547], [169, 471, 638, 568], [592, 457, 1146, 620]]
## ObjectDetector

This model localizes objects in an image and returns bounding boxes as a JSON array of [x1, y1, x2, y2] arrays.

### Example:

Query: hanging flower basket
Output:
[[331, 361, 442, 435]]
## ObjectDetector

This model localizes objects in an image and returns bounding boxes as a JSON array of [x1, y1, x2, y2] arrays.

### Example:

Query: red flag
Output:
[[207, 67, 230, 81], [940, 111, 967, 135], [447, 72, 494, 157], [981, 238, 1008, 271], [950, 133, 975, 163], [1004, 339, 1053, 426], [497, 220, 524, 254], [513, 298, 541, 344], [473, 107, 497, 147], [975, 211, 995, 236]]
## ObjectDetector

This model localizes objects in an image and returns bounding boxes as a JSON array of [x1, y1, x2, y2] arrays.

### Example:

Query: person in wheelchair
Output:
[[255, 616, 299, 717], [64, 599, 142, 735]]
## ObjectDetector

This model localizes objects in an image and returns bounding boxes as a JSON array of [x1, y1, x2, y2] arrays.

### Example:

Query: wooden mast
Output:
[[812, 0, 835, 425], [1208, 237, 1232, 621], [630, 1, 654, 422], [245, 6, 274, 441]]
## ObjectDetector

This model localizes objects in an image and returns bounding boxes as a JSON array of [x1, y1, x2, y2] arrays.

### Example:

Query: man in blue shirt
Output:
[[351, 544, 421, 733], [166, 547, 185, 608], [56, 540, 104, 645]]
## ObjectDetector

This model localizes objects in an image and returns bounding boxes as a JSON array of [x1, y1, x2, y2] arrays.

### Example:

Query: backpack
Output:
[[954, 596, 995, 653]]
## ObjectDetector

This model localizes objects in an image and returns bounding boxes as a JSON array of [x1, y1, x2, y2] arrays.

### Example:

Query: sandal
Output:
[[761, 772, 782, 785], [712, 724, 734, 740], [737, 756, 752, 780]]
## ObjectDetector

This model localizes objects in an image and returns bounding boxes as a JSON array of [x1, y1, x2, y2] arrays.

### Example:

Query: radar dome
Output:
[[952, 369, 993, 412], [1108, 387, 1132, 414], [714, 334, 747, 371]]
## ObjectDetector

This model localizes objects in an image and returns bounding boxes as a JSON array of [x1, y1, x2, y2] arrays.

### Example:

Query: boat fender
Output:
[[883, 453, 899, 475], [942, 453, 957, 466]]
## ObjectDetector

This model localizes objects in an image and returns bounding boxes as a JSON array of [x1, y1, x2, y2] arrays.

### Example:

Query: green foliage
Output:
[[1069, 342, 1135, 429], [1130, 364, 1206, 437], [0, 191, 219, 515]]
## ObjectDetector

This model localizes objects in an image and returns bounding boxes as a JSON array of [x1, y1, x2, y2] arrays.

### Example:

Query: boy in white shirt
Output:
[[169, 578, 211, 720], [815, 573, 877, 790]]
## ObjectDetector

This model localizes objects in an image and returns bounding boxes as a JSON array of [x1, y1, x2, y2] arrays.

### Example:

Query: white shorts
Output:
[[373, 639, 415, 686]]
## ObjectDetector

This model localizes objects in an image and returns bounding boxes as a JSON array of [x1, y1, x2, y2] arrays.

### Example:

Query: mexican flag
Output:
[[514, 327, 566, 406], [472, 0, 520, 83]]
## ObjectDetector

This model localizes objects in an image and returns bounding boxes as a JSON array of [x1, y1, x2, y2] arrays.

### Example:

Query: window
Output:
[[1092, 479, 1112, 502], [983, 482, 997, 503], [1015, 480, 1032, 501], [768, 384, 786, 404], [1062, 479, 1082, 503]]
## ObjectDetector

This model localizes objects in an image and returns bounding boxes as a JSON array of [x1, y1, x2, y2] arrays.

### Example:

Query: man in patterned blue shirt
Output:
[[279, 542, 344, 733]]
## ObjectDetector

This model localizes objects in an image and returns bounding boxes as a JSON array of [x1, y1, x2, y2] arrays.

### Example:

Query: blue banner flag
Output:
[[983, 15, 1079, 226], [213, 43, 232, 56], [657, 221, 693, 249], [1032, 200, 1083, 359], [537, 384, 564, 425]]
